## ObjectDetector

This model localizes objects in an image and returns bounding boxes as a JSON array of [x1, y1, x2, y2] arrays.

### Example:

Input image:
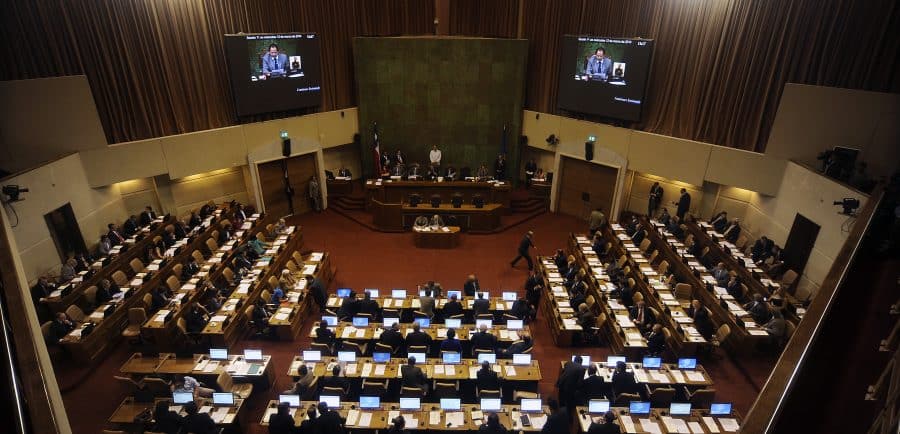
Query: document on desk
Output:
[[505, 365, 517, 377], [702, 417, 721, 433], [411, 299, 421, 309], [357, 412, 372, 427], [262, 407, 277, 422], [661, 416, 690, 433], [374, 364, 387, 377], [626, 332, 643, 341], [194, 359, 210, 371], [309, 252, 323, 261], [633, 369, 649, 383], [212, 407, 231, 423], [529, 414, 548, 429], [199, 405, 213, 414], [562, 318, 580, 329], [445, 365, 456, 376], [236, 283, 251, 294], [469, 366, 479, 379], [429, 411, 442, 426], [341, 327, 355, 338], [640, 418, 662, 434], [718, 418, 739, 432], [685, 371, 706, 382], [302, 265, 317, 275], [355, 328, 367, 338], [669, 370, 686, 383], [505, 301, 514, 310], [344, 363, 358, 376], [345, 409, 360, 426], [650, 371, 670, 382], [748, 329, 768, 336], [687, 421, 704, 433], [437, 328, 447, 338], [445, 411, 465, 427]]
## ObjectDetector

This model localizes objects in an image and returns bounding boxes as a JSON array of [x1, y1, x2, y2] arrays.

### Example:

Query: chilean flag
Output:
[[373, 122, 382, 176]]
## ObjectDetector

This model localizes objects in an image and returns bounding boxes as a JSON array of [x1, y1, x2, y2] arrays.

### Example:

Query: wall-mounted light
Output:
[[280, 130, 289, 140]]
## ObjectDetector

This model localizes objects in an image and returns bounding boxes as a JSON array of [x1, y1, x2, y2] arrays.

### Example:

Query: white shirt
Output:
[[429, 149, 442, 164]]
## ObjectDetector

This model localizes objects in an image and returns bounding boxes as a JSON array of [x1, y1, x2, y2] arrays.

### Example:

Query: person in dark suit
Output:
[[380, 149, 393, 173], [611, 361, 637, 396], [140, 206, 157, 226], [185, 302, 208, 333], [510, 231, 536, 271], [494, 154, 507, 180], [107, 223, 126, 246], [556, 356, 586, 409], [631, 229, 646, 245], [524, 158, 537, 186], [751, 236, 774, 262], [253, 299, 272, 330], [262, 43, 289, 76], [554, 249, 568, 273], [588, 411, 621, 434], [316, 401, 347, 433], [306, 275, 327, 313], [658, 208, 671, 226], [440, 328, 463, 353], [182, 257, 199, 281], [299, 407, 318, 433], [337, 167, 352, 178], [675, 188, 691, 220], [476, 360, 501, 391], [337, 291, 359, 320], [645, 324, 666, 356], [188, 211, 202, 229], [405, 322, 432, 349], [525, 270, 543, 309], [379, 322, 405, 352], [744, 294, 773, 324], [161, 226, 177, 248], [576, 303, 596, 331], [321, 365, 349, 394], [648, 182, 663, 217], [182, 401, 216, 434], [173, 220, 188, 239], [577, 364, 607, 403], [314, 320, 336, 346], [387, 415, 410, 434], [463, 274, 480, 297], [723, 219, 742, 243], [96, 279, 116, 305], [473, 291, 490, 315], [153, 400, 183, 434], [479, 412, 509, 434], [726, 275, 744, 302], [123, 215, 139, 237], [151, 286, 170, 312], [47, 312, 76, 344], [502, 334, 533, 357], [470, 324, 498, 352], [218, 223, 233, 246], [542, 398, 570, 434], [687, 300, 715, 339], [511, 297, 534, 321], [629, 301, 655, 332], [268, 403, 298, 434], [442, 294, 464, 318], [357, 290, 380, 317], [400, 356, 429, 392]]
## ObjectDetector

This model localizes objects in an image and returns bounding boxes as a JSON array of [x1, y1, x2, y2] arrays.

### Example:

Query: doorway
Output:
[[783, 213, 820, 275], [44, 203, 87, 262], [257, 153, 319, 218]]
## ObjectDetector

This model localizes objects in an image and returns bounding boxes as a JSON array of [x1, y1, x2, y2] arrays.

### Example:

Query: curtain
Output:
[[0, 0, 434, 144], [521, 0, 900, 152], [449, 0, 519, 38]]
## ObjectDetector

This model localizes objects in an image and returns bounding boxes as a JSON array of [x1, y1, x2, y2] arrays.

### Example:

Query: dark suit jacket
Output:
[[321, 375, 349, 393], [677, 193, 691, 216], [463, 280, 480, 296], [611, 371, 637, 395], [503, 340, 532, 356], [400, 365, 428, 388], [154, 409, 183, 434], [476, 368, 501, 390], [687, 306, 715, 338], [405, 331, 432, 348], [556, 362, 586, 396], [471, 331, 497, 350], [379, 329, 404, 350], [440, 339, 462, 353], [268, 412, 298, 434], [541, 408, 570, 434], [314, 327, 335, 344], [588, 421, 621, 434], [123, 218, 139, 237], [629, 306, 655, 329], [646, 331, 666, 354], [442, 300, 463, 317], [473, 298, 490, 314], [317, 409, 346, 433], [578, 374, 607, 400], [358, 299, 380, 316], [518, 236, 533, 255], [140, 211, 155, 226], [183, 413, 217, 434]]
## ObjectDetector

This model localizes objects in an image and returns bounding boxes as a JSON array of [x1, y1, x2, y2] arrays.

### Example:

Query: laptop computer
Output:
[[572, 355, 591, 367], [442, 352, 461, 364], [502, 292, 518, 301], [364, 289, 379, 298], [302, 350, 321, 362], [319, 395, 340, 409], [352, 317, 369, 327], [629, 401, 651, 415], [408, 352, 426, 364], [372, 352, 391, 363], [279, 394, 300, 407], [392, 289, 407, 299], [481, 398, 502, 411], [414, 317, 430, 327], [336, 288, 351, 298], [359, 396, 380, 409], [477, 353, 497, 364], [710, 403, 732, 416], [244, 349, 263, 361], [642, 356, 662, 369], [400, 397, 421, 410], [519, 398, 542, 426], [512, 353, 532, 365], [383, 317, 400, 327], [337, 351, 356, 362], [607, 355, 626, 366], [475, 319, 493, 329], [209, 348, 228, 360], [172, 392, 193, 404], [507, 319, 524, 330], [669, 403, 692, 416], [212, 393, 234, 406], [588, 399, 610, 414], [446, 290, 462, 299], [440, 398, 461, 411], [322, 315, 338, 326], [677, 358, 697, 369], [445, 318, 462, 328]]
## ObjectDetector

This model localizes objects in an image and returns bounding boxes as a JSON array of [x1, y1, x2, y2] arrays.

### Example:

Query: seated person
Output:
[[96, 279, 117, 305], [645, 323, 666, 356], [442, 294, 464, 318], [430, 214, 444, 228], [338, 290, 359, 320], [473, 292, 490, 315], [413, 215, 430, 230], [476, 163, 490, 180], [476, 360, 501, 390], [658, 208, 671, 226], [511, 296, 534, 321], [576, 303, 596, 330], [463, 274, 480, 297], [283, 364, 317, 395], [744, 294, 773, 324], [406, 163, 422, 179], [172, 375, 214, 398], [764, 308, 787, 344], [338, 166, 352, 178], [629, 300, 655, 331], [502, 333, 533, 357], [554, 249, 568, 273], [320, 364, 349, 394], [314, 320, 336, 345], [400, 356, 429, 393], [405, 322, 433, 349], [710, 211, 729, 233], [153, 400, 184, 434], [726, 275, 744, 302], [611, 361, 637, 396], [379, 322, 405, 351], [588, 411, 621, 434], [181, 257, 199, 281], [252, 299, 272, 328], [268, 402, 298, 434], [686, 300, 715, 339], [357, 291, 380, 317], [58, 259, 77, 283], [470, 323, 498, 352], [184, 302, 209, 333], [712, 262, 730, 287], [47, 312, 76, 344], [445, 166, 458, 181], [751, 236, 774, 262], [151, 286, 171, 312], [182, 402, 216, 434], [270, 285, 285, 305], [425, 165, 440, 181], [440, 328, 463, 353], [723, 219, 742, 243]]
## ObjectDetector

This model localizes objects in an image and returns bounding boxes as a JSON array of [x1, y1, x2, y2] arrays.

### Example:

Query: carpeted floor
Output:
[[55, 208, 775, 433]]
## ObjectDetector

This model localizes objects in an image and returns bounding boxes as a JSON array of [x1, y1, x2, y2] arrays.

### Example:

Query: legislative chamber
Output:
[[0, 2, 897, 434]]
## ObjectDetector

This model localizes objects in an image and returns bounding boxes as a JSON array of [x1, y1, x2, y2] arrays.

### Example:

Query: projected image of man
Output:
[[585, 47, 612, 81], [262, 44, 288, 77]]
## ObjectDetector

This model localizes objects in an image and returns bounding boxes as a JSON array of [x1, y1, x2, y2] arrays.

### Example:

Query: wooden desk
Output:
[[119, 352, 276, 389], [326, 178, 353, 196], [365, 179, 511, 209], [557, 361, 713, 388], [259, 401, 549, 431], [109, 396, 243, 427], [575, 407, 742, 433], [402, 203, 502, 232], [326, 294, 521, 315], [309, 322, 530, 346], [412, 226, 461, 248], [288, 356, 542, 382], [268, 252, 332, 341]]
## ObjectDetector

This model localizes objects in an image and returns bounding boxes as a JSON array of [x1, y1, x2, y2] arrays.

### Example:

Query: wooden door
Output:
[[258, 153, 318, 218], [557, 157, 617, 220]]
